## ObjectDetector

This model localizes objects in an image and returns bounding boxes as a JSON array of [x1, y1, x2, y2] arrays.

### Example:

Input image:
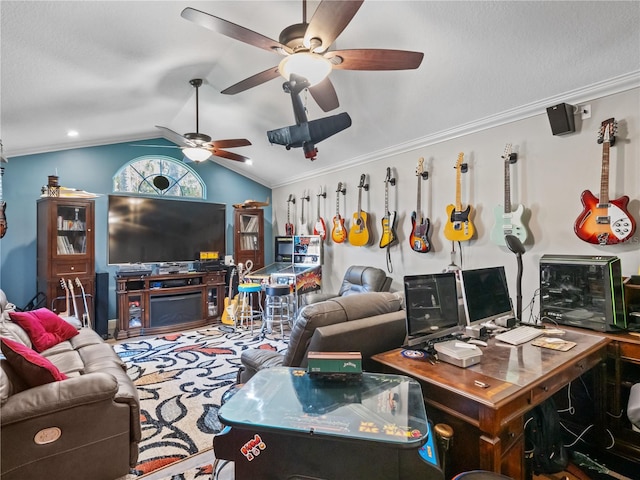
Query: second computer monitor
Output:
[[459, 266, 514, 326]]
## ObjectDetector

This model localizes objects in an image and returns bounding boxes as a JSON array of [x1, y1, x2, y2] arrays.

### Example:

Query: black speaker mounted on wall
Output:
[[546, 103, 576, 136]]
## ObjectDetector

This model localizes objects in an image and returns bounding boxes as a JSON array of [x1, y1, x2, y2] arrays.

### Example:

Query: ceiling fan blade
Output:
[[308, 77, 339, 112], [181, 7, 291, 54], [221, 66, 280, 95], [210, 138, 252, 149], [155, 125, 197, 147], [304, 0, 364, 53], [209, 149, 250, 163], [327, 49, 424, 71]]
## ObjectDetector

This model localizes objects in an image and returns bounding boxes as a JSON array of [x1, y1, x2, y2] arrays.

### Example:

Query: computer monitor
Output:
[[403, 272, 461, 347], [459, 266, 515, 326]]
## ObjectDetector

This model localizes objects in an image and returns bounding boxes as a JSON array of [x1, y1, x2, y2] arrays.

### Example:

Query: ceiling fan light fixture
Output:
[[278, 52, 332, 86], [183, 147, 212, 162]]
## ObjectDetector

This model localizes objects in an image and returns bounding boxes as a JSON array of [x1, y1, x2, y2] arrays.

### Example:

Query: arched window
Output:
[[113, 155, 205, 198]]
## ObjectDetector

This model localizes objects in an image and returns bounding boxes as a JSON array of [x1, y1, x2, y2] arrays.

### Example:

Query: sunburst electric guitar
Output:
[[575, 117, 635, 245], [444, 153, 475, 242], [285, 194, 295, 235], [349, 174, 370, 246], [313, 187, 327, 240], [409, 157, 431, 252], [380, 167, 397, 248], [331, 182, 347, 244], [490, 143, 529, 246]]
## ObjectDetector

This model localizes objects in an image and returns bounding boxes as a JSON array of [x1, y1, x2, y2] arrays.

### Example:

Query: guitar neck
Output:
[[503, 160, 512, 213], [415, 176, 421, 214], [600, 141, 610, 204], [455, 166, 463, 211]]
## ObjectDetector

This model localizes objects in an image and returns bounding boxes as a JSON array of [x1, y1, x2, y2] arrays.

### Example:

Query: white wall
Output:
[[271, 88, 640, 322]]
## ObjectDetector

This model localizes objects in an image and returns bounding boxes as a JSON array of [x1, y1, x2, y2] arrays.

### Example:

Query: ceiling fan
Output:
[[153, 79, 252, 163], [181, 0, 424, 112]]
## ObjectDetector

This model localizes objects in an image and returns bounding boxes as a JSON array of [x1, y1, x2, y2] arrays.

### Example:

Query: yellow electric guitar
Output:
[[379, 167, 397, 248], [221, 268, 238, 326], [348, 174, 370, 246], [444, 153, 475, 241]]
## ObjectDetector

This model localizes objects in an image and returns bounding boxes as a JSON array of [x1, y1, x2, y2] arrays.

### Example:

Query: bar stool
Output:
[[263, 284, 293, 338], [236, 283, 262, 334]]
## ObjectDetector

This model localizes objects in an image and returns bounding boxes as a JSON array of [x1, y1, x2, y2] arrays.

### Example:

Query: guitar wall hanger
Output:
[[418, 170, 428, 180], [503, 152, 518, 164], [288, 195, 296, 204], [301, 193, 310, 202], [361, 181, 370, 191], [338, 184, 346, 195], [317, 190, 327, 199], [458, 163, 469, 173]]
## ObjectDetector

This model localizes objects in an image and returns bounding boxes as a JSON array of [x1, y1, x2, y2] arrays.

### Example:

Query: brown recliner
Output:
[[238, 291, 406, 383], [301, 265, 392, 306]]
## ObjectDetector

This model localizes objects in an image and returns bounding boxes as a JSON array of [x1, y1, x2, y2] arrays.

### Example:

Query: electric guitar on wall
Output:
[[380, 167, 397, 248], [285, 194, 295, 235], [313, 187, 327, 240], [298, 191, 310, 235], [0, 167, 7, 239], [75, 277, 91, 328], [331, 182, 347, 244], [349, 174, 370, 246], [574, 117, 635, 245], [444, 153, 475, 242], [490, 143, 529, 246], [409, 158, 431, 252]]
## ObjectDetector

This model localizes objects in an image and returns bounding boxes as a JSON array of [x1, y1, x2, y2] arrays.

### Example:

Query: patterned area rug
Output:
[[114, 326, 288, 477]]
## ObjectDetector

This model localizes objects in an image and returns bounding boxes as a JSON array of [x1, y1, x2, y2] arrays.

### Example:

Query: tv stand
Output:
[[115, 271, 225, 339]]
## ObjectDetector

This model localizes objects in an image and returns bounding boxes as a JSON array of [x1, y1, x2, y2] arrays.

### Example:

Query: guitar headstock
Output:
[[384, 167, 396, 185], [301, 190, 309, 202], [416, 157, 424, 176], [357, 174, 369, 191], [455, 152, 465, 169], [287, 194, 295, 204], [598, 117, 617, 145], [75, 277, 84, 291], [67, 279, 75, 293], [60, 278, 67, 291]]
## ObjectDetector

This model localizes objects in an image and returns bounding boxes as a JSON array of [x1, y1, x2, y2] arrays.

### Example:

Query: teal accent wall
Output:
[[0, 139, 272, 319]]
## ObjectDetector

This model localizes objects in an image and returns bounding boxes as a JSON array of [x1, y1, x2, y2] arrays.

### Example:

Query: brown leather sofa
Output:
[[300, 265, 392, 306], [0, 290, 141, 480], [238, 291, 406, 383]]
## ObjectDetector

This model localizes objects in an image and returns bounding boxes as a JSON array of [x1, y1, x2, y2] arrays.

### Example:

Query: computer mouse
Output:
[[467, 339, 488, 347]]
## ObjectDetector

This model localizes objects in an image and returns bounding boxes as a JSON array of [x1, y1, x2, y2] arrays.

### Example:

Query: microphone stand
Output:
[[505, 235, 525, 324]]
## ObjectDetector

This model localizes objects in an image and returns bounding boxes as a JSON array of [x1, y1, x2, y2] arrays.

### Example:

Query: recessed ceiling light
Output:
[[67, 130, 79, 137]]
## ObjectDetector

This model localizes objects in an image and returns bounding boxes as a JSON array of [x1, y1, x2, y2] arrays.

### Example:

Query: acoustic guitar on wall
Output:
[[379, 167, 397, 248], [574, 118, 635, 245], [313, 187, 327, 240], [285, 194, 295, 235], [349, 174, 370, 246], [409, 157, 431, 252], [444, 152, 475, 242], [331, 182, 347, 244], [490, 143, 529, 246]]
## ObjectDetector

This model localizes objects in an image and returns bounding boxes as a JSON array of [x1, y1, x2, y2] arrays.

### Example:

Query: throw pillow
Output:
[[8, 308, 79, 352], [0, 337, 68, 387]]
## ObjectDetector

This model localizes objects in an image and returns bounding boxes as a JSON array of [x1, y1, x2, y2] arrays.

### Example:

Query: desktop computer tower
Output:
[[540, 254, 626, 332]]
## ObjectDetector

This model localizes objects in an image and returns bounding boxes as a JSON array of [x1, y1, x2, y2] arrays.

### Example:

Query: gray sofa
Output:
[[239, 291, 406, 383], [301, 265, 392, 306], [0, 290, 141, 480]]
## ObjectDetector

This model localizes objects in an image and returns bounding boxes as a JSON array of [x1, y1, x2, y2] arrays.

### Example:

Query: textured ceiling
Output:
[[2, 1, 639, 187]]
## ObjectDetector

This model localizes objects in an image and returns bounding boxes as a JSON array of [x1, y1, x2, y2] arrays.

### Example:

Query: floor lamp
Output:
[[505, 235, 525, 324]]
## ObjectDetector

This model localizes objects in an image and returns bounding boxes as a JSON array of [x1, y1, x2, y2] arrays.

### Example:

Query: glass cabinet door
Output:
[[56, 204, 88, 255], [238, 212, 260, 252]]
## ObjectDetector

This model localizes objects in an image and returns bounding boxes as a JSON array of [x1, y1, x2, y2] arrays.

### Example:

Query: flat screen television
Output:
[[108, 195, 226, 265], [403, 272, 461, 346], [459, 266, 514, 326]]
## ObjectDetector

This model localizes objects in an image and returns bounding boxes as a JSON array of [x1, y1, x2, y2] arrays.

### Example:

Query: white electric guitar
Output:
[[490, 143, 529, 246]]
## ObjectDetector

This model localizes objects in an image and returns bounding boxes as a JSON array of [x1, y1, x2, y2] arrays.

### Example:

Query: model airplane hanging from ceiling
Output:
[[266, 74, 352, 160]]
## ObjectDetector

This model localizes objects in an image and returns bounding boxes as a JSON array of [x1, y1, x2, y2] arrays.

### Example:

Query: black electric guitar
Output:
[[409, 158, 431, 252], [379, 167, 397, 248], [0, 167, 6, 239], [75, 277, 91, 328]]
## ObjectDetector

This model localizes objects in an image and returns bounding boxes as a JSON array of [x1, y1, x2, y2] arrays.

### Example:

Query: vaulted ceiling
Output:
[[2, 1, 639, 187]]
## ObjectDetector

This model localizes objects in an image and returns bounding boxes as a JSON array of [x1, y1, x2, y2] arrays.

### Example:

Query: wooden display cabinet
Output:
[[115, 271, 225, 339], [233, 208, 264, 270], [37, 197, 95, 321]]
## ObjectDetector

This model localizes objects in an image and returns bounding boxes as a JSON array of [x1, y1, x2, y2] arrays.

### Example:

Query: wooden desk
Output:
[[372, 329, 609, 478]]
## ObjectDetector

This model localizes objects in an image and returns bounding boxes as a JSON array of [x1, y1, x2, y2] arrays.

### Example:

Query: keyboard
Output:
[[494, 325, 544, 345]]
